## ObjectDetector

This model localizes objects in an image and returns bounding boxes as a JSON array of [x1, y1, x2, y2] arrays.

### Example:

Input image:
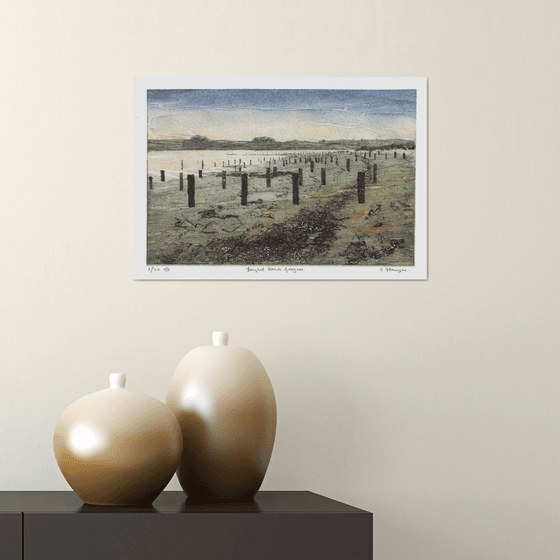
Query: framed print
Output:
[[133, 77, 427, 280]]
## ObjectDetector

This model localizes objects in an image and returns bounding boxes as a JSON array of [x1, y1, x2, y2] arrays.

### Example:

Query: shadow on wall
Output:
[[278, 352, 376, 490], [375, 516, 472, 560]]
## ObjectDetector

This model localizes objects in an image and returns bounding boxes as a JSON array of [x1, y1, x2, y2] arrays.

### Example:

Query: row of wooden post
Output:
[[152, 161, 379, 188], [149, 166, 377, 206], [174, 150, 406, 176], [157, 151, 403, 186]]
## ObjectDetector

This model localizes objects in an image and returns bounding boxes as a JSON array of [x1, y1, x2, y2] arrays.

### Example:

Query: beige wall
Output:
[[1, 1, 559, 558]]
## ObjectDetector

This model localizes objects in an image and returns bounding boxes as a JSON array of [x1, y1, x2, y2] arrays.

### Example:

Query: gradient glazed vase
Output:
[[53, 373, 183, 506], [166, 332, 277, 501]]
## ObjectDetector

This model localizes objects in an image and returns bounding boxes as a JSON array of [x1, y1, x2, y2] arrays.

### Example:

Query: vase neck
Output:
[[212, 332, 229, 346], [109, 373, 126, 388]]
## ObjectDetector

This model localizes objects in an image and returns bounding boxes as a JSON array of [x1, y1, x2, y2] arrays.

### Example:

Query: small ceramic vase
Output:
[[53, 373, 183, 506], [166, 332, 277, 501]]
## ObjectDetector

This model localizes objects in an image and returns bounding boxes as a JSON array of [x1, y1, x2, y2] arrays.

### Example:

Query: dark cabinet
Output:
[[1, 491, 372, 560]]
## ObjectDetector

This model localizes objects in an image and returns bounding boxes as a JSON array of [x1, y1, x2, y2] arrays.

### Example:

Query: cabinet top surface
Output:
[[0, 491, 370, 515]]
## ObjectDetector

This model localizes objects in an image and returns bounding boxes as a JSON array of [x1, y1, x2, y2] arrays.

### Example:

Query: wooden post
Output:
[[179, 172, 184, 191], [198, 169, 202, 178], [321, 168, 326, 186], [222, 170, 226, 189], [403, 152, 406, 159], [148, 176, 153, 190], [187, 175, 195, 207], [394, 151, 397, 158], [292, 173, 299, 205], [346, 158, 350, 172], [266, 167, 271, 187], [298, 167, 303, 186], [201, 160, 204, 168], [373, 164, 377, 184], [241, 173, 248, 206], [357, 172, 365, 204], [160, 170, 165, 182], [310, 161, 314, 172]]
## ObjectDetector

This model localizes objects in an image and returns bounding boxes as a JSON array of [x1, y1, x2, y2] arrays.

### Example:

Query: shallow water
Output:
[[147, 149, 353, 178]]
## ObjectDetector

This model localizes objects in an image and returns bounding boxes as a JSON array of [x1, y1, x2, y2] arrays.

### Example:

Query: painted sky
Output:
[[148, 89, 417, 141]]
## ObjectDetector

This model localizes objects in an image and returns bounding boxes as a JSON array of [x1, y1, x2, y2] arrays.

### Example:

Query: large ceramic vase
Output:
[[53, 373, 183, 506], [166, 332, 277, 501]]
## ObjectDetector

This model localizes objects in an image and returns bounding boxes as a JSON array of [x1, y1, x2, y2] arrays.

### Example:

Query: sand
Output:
[[146, 150, 415, 266]]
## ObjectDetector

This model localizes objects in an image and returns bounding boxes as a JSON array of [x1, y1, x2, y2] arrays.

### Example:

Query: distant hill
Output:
[[148, 136, 415, 152]]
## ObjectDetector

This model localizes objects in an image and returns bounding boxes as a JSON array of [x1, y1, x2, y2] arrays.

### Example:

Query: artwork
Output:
[[133, 77, 427, 280]]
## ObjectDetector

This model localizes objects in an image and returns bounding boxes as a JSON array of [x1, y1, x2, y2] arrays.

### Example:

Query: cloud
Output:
[[148, 110, 416, 141]]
